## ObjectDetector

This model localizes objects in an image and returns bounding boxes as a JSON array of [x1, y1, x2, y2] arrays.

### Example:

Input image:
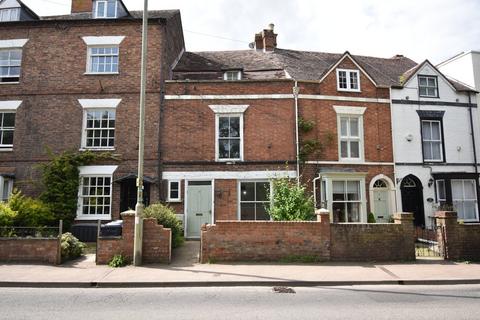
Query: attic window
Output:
[[0, 8, 20, 22], [224, 71, 242, 81], [93, 0, 118, 19], [336, 69, 360, 92], [418, 75, 438, 98]]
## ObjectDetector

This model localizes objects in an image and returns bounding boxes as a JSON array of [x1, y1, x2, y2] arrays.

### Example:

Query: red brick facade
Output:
[[0, 9, 184, 221]]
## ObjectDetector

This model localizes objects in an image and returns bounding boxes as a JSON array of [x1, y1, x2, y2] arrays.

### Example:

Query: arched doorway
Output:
[[400, 175, 425, 227], [372, 179, 390, 222]]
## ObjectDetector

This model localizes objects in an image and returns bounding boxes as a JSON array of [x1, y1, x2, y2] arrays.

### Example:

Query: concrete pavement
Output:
[[1, 241, 480, 287]]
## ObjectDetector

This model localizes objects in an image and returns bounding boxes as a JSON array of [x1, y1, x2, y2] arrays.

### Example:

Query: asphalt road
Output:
[[1, 285, 479, 320]]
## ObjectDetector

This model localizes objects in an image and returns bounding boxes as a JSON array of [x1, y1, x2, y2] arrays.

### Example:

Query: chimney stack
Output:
[[71, 0, 93, 14], [254, 23, 277, 52]]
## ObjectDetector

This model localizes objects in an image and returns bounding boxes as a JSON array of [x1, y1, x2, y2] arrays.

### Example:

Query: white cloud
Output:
[[22, 0, 480, 63]]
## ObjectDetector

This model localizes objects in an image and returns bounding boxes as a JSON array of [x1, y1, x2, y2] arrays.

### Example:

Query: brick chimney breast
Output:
[[72, 0, 93, 14], [254, 23, 277, 52]]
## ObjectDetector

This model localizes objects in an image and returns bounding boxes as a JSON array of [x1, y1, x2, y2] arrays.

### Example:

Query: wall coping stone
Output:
[[435, 211, 458, 219]]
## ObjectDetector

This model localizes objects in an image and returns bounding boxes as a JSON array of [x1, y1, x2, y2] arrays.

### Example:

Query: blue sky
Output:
[[24, 0, 480, 64]]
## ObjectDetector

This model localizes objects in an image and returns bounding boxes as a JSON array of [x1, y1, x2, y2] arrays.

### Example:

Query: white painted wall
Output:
[[392, 61, 480, 226]]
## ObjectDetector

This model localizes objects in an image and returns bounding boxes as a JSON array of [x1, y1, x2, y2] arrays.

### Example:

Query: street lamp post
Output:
[[133, 0, 149, 267]]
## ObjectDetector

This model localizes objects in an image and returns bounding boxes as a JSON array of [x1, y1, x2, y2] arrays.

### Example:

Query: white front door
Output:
[[186, 181, 212, 238], [373, 189, 389, 222]]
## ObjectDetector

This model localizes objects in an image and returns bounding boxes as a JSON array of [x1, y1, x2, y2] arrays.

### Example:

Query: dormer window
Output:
[[0, 8, 20, 22], [336, 69, 360, 92], [418, 75, 438, 98], [93, 0, 118, 19], [224, 70, 241, 81]]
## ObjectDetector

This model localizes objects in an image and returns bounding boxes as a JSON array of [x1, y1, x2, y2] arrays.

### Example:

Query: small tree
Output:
[[267, 178, 315, 221]]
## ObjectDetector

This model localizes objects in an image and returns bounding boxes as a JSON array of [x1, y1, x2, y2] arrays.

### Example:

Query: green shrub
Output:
[[60, 232, 85, 261], [8, 190, 56, 227], [39, 150, 117, 231], [143, 203, 184, 248], [367, 212, 376, 223], [108, 254, 127, 268], [267, 178, 315, 221], [0, 202, 17, 227]]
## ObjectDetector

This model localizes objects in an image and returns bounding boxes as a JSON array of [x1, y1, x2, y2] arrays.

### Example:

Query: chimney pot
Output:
[[268, 23, 275, 31]]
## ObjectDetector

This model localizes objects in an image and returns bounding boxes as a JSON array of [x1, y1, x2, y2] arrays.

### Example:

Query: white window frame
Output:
[[421, 119, 443, 162], [209, 105, 249, 162], [0, 175, 13, 202], [167, 180, 181, 202], [418, 75, 438, 98], [0, 48, 22, 83], [86, 45, 119, 75], [320, 173, 367, 223], [451, 179, 479, 222], [81, 108, 116, 150], [76, 165, 117, 220], [79, 99, 120, 151], [0, 101, 20, 151], [336, 68, 361, 92], [224, 70, 242, 81], [0, 8, 20, 22], [0, 110, 15, 150], [237, 180, 272, 221], [93, 0, 118, 19], [334, 106, 366, 162]]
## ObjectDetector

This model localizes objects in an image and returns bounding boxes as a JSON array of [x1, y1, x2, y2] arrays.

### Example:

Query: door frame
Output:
[[368, 174, 395, 221], [400, 174, 425, 227], [183, 179, 215, 238]]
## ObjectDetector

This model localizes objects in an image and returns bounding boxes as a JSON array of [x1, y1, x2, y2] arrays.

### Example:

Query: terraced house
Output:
[[163, 24, 425, 237], [0, 0, 184, 222]]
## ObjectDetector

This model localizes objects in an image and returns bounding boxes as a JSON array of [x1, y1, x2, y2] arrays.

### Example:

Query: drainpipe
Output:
[[293, 80, 300, 185], [389, 86, 399, 212], [467, 92, 479, 214]]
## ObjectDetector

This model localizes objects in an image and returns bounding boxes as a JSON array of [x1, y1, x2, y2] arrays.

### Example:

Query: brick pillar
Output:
[[393, 212, 415, 260], [120, 210, 136, 261], [435, 211, 458, 260], [315, 208, 330, 224]]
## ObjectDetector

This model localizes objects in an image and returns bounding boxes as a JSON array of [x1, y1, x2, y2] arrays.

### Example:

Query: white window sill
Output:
[[0, 82, 19, 85], [423, 159, 443, 163], [84, 72, 119, 76], [167, 199, 182, 203], [419, 95, 439, 99], [0, 148, 13, 152], [339, 158, 364, 163], [337, 88, 361, 93], [76, 215, 112, 221], [216, 159, 243, 162], [79, 147, 115, 152]]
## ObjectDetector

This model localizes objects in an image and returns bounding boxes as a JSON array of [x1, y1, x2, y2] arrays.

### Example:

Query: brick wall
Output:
[[96, 211, 171, 264], [330, 213, 415, 261], [200, 212, 415, 263], [436, 211, 480, 261], [200, 215, 331, 263], [0, 238, 60, 265]]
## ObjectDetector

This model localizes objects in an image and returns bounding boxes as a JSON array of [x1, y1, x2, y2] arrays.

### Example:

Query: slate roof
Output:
[[174, 48, 418, 86], [42, 10, 179, 21]]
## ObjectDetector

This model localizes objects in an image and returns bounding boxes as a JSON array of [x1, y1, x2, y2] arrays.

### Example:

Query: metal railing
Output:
[[0, 221, 62, 238]]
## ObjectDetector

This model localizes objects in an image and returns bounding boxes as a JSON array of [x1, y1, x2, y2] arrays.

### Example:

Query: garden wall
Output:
[[96, 211, 172, 264], [330, 213, 415, 261], [0, 238, 61, 265], [436, 211, 480, 261], [200, 212, 415, 263]]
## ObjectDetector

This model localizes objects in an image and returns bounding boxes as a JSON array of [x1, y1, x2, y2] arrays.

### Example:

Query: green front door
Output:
[[186, 181, 212, 238]]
